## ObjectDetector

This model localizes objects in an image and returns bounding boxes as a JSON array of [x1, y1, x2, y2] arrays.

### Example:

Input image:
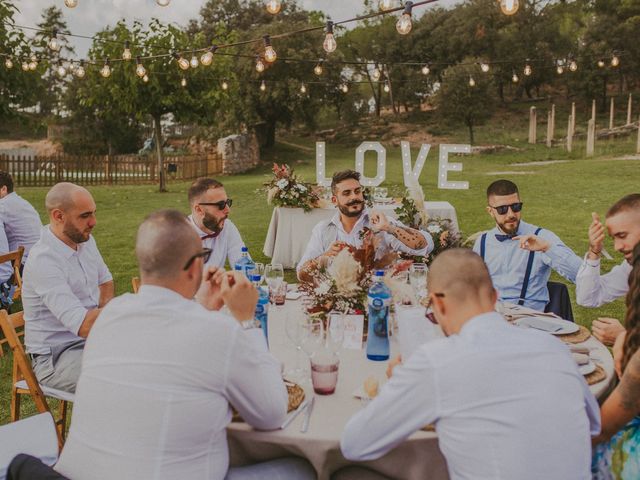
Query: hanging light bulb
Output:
[[21, 61, 29, 71], [480, 62, 490, 73], [100, 58, 111, 78], [372, 67, 381, 81], [499, 0, 519, 15], [265, 0, 282, 14], [122, 41, 132, 61], [156, 0, 170, 6], [221, 79, 229, 90], [556, 65, 564, 75], [260, 80, 267, 91], [200, 46, 216, 66], [512, 72, 519, 83], [143, 74, 149, 83], [524, 64, 532, 76], [421, 64, 430, 75], [189, 55, 199, 69], [48, 29, 61, 52], [135, 56, 146, 78], [263, 35, 277, 63], [64, 0, 78, 7], [255, 56, 265, 73], [323, 21, 337, 53], [396, 2, 414, 35], [380, 0, 397, 11], [28, 54, 37, 71], [173, 52, 190, 70], [611, 55, 620, 67], [597, 59, 605, 68], [341, 83, 349, 93], [75, 60, 86, 78], [469, 76, 476, 87], [4, 58, 13, 69], [383, 81, 390, 93], [181, 78, 187, 87], [569, 60, 578, 72], [300, 83, 307, 94], [314, 61, 324, 76], [56, 61, 67, 78]]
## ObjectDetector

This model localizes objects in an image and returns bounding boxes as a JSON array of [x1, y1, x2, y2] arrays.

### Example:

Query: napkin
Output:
[[572, 352, 589, 366]]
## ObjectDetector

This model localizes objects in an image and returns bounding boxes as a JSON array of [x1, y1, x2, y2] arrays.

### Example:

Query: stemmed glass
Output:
[[285, 313, 312, 382], [409, 263, 428, 302], [265, 263, 284, 288]]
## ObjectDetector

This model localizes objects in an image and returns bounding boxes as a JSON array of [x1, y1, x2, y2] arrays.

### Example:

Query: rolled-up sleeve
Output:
[[95, 245, 113, 285], [297, 223, 326, 273], [575, 256, 630, 307], [538, 230, 582, 283]]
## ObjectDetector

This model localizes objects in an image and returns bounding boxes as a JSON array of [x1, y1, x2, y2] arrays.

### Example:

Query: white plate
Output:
[[513, 316, 580, 335], [373, 197, 395, 204], [579, 361, 597, 376]]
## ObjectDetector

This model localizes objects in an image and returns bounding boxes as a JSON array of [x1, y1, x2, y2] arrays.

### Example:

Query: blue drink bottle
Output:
[[366, 270, 391, 361]]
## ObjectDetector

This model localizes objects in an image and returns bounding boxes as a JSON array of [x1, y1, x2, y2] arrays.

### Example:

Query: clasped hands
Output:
[[195, 267, 258, 322], [511, 234, 550, 253]]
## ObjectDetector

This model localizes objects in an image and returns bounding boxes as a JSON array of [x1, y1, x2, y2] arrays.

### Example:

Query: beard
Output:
[[63, 222, 91, 244], [337, 199, 365, 218], [203, 211, 226, 234], [497, 217, 520, 235]]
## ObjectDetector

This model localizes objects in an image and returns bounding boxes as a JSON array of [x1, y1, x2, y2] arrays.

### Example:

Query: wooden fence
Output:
[[0, 153, 223, 187]]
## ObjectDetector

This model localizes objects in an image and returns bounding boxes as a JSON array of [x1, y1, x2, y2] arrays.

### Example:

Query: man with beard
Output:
[[473, 179, 581, 311], [297, 170, 432, 278], [188, 178, 248, 269], [22, 182, 114, 393], [576, 193, 640, 346]]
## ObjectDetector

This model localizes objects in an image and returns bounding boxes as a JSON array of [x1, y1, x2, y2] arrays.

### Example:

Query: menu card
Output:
[[330, 313, 364, 350], [396, 305, 443, 360]]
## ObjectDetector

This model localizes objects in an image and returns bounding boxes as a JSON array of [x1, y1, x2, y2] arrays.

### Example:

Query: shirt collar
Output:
[[459, 311, 506, 336], [0, 192, 17, 202], [137, 284, 192, 303], [44, 225, 83, 259], [329, 208, 370, 230], [189, 214, 222, 238]]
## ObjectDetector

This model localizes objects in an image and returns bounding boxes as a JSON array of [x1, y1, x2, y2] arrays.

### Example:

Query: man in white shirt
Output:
[[576, 193, 640, 346], [22, 182, 114, 393], [341, 248, 600, 480], [297, 170, 432, 278], [188, 177, 248, 269], [0, 171, 43, 266], [55, 209, 315, 480]]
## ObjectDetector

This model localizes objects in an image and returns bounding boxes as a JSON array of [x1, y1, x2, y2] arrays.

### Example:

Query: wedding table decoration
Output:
[[263, 163, 319, 212]]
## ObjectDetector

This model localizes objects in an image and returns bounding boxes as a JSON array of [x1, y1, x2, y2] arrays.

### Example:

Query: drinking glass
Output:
[[269, 280, 287, 306], [310, 351, 339, 395], [265, 263, 284, 288], [327, 312, 346, 353], [249, 262, 265, 285], [409, 263, 428, 301], [285, 313, 312, 382]]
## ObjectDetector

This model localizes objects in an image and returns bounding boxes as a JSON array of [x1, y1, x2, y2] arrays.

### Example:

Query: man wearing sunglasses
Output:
[[472, 179, 581, 311], [188, 177, 249, 269]]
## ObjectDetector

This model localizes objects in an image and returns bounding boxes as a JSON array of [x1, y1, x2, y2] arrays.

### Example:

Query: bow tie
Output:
[[201, 232, 219, 240], [495, 233, 517, 242]]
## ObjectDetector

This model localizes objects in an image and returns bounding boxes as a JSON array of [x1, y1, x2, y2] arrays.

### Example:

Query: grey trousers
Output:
[[31, 340, 85, 394], [226, 457, 316, 480]]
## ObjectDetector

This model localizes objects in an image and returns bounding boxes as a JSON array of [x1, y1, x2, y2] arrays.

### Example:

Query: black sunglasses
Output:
[[489, 202, 523, 215], [183, 248, 212, 270], [199, 199, 233, 210]]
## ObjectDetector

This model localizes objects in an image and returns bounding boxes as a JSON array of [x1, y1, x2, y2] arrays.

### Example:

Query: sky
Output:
[[13, 0, 455, 57]]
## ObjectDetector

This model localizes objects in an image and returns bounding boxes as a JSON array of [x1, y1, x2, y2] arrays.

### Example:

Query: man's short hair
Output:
[[606, 193, 640, 218], [188, 178, 224, 205], [0, 171, 14, 193], [486, 180, 519, 199], [331, 170, 361, 194], [428, 248, 494, 303]]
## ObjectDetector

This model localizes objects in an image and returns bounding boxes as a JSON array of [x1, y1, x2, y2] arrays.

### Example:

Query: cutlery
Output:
[[280, 398, 308, 430], [300, 396, 315, 433]]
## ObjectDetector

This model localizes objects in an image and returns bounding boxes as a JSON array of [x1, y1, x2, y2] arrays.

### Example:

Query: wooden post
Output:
[[550, 104, 556, 138], [546, 111, 553, 147], [592, 99, 596, 122], [627, 94, 633, 125], [587, 119, 595, 157], [528, 106, 537, 144], [567, 115, 573, 152], [609, 97, 615, 130], [637, 114, 640, 154], [571, 102, 576, 136]]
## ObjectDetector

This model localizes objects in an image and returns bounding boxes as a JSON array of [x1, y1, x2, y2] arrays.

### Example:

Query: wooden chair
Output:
[[131, 276, 140, 293], [0, 310, 74, 450], [0, 246, 24, 301]]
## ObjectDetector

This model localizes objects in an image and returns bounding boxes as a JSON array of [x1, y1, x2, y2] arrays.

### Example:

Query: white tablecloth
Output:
[[263, 202, 458, 269]]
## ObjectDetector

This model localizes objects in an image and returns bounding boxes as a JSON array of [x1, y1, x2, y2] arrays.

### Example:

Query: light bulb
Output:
[[611, 55, 620, 67], [341, 83, 349, 93], [384, 82, 390, 93], [597, 59, 605, 68], [499, 0, 519, 15], [181, 78, 187, 87], [143, 74, 149, 83], [569, 60, 577, 72], [100, 59, 111, 78], [524, 64, 532, 76], [156, 0, 170, 6], [314, 62, 323, 76], [68, 62, 76, 73], [263, 35, 277, 63], [221, 80, 229, 90], [469, 76, 476, 87], [48, 37, 60, 52], [480, 63, 490, 73], [122, 41, 132, 61], [135, 57, 146, 78], [396, 2, 414, 35], [300, 83, 307, 94], [512, 72, 519, 83], [265, 0, 281, 14], [201, 46, 216, 66], [372, 68, 381, 81], [380, 0, 396, 10], [21, 62, 29, 71], [28, 61, 37, 71], [260, 80, 266, 91], [556, 65, 564, 74], [323, 21, 337, 53], [64, 0, 77, 8], [174, 54, 189, 70], [56, 63, 67, 77], [4, 58, 13, 69], [190, 56, 199, 69], [75, 62, 85, 78], [421, 64, 430, 75], [255, 57, 265, 73]]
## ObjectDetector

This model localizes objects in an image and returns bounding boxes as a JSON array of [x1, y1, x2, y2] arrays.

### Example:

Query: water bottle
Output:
[[366, 270, 391, 361], [234, 246, 255, 278], [252, 274, 270, 345]]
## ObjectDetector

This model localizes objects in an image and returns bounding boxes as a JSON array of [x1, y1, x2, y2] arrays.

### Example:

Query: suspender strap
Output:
[[518, 227, 543, 305], [480, 233, 487, 260]]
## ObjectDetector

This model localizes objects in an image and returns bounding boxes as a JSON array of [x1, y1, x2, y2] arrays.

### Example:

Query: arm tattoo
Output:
[[391, 226, 427, 249], [618, 352, 640, 413]]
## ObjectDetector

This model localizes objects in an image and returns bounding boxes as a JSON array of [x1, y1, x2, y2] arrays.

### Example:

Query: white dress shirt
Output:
[[0, 219, 13, 283], [575, 255, 632, 307], [297, 209, 433, 272], [22, 226, 112, 355], [341, 312, 600, 480], [0, 192, 43, 262], [55, 285, 288, 480], [189, 215, 247, 269]]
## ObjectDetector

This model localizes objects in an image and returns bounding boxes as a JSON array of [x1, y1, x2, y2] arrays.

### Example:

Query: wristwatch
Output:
[[240, 319, 262, 330]]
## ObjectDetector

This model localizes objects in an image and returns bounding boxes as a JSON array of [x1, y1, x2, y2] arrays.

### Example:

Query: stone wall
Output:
[[217, 133, 260, 175]]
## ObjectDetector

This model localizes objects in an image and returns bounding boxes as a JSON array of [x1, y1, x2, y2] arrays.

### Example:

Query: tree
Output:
[[434, 62, 495, 144]]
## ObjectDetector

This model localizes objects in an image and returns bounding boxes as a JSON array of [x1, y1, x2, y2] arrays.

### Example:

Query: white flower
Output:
[[427, 224, 441, 234], [296, 184, 307, 192], [276, 179, 289, 189], [315, 282, 331, 296], [329, 249, 362, 296]]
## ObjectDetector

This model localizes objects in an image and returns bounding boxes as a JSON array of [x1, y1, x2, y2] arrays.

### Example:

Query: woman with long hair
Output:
[[592, 242, 640, 479]]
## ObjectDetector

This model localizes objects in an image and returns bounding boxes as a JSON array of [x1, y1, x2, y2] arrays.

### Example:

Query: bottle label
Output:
[[255, 304, 266, 315], [368, 296, 390, 309]]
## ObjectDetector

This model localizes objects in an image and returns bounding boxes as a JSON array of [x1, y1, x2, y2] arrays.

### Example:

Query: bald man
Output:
[[22, 182, 114, 394], [56, 210, 315, 480], [341, 249, 600, 480]]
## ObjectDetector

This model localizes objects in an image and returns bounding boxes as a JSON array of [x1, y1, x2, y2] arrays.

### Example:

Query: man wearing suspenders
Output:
[[473, 180, 582, 311]]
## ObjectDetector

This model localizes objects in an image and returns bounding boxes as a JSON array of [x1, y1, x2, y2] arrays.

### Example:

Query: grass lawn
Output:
[[1, 122, 638, 425]]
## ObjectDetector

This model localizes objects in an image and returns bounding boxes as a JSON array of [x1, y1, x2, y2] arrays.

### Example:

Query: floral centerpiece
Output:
[[264, 163, 319, 212]]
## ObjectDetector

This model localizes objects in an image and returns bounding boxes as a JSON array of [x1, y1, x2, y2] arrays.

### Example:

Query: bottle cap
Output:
[[234, 265, 242, 270], [241, 246, 248, 252], [375, 270, 384, 277], [251, 274, 261, 282]]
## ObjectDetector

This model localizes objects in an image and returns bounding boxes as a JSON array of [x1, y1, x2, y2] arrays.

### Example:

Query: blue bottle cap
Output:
[[241, 246, 248, 252], [234, 265, 242, 270], [375, 270, 385, 277], [251, 274, 261, 282]]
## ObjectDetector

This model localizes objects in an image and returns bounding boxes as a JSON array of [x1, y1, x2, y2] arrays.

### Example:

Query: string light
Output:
[[190, 55, 199, 68], [396, 2, 414, 35], [556, 65, 564, 74], [181, 78, 187, 87], [569, 59, 578, 71], [372, 67, 381, 81], [421, 64, 430, 75], [122, 41, 132, 61], [511, 71, 519, 83], [255, 56, 265, 73], [611, 55, 620, 67], [499, 0, 519, 15], [300, 83, 307, 94], [323, 21, 337, 53], [221, 79, 229, 90], [200, 46, 216, 66], [56, 61, 67, 77], [64, 0, 78, 8], [48, 29, 61, 52], [28, 54, 37, 71], [468, 76, 476, 87], [314, 61, 324, 76], [100, 58, 111, 78], [383, 80, 390, 92], [135, 56, 146, 78], [260, 80, 267, 91], [480, 62, 490, 73], [265, 0, 282, 14], [341, 83, 349, 93], [4, 58, 12, 69], [263, 35, 277, 63], [156, 0, 170, 6], [143, 74, 149, 83], [524, 64, 532, 76], [380, 0, 397, 10], [75, 60, 85, 78], [597, 59, 605, 68], [173, 52, 190, 70]]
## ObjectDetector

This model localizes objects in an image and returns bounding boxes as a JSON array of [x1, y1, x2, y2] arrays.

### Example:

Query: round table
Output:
[[226, 299, 615, 480]]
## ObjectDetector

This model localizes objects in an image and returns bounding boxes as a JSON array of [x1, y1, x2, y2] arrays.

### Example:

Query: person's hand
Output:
[[324, 242, 347, 257], [220, 271, 258, 322], [588, 212, 605, 260], [195, 266, 227, 311], [370, 210, 391, 233], [592, 317, 626, 347], [386, 354, 403, 379], [613, 330, 627, 378], [513, 234, 550, 252]]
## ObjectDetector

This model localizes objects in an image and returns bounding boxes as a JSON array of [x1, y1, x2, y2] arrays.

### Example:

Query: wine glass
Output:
[[327, 312, 345, 353], [265, 263, 284, 288], [285, 312, 312, 382], [410, 263, 428, 301]]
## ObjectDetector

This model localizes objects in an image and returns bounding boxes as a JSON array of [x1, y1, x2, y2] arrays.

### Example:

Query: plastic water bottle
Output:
[[366, 270, 391, 361], [252, 274, 270, 345], [234, 246, 255, 278]]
